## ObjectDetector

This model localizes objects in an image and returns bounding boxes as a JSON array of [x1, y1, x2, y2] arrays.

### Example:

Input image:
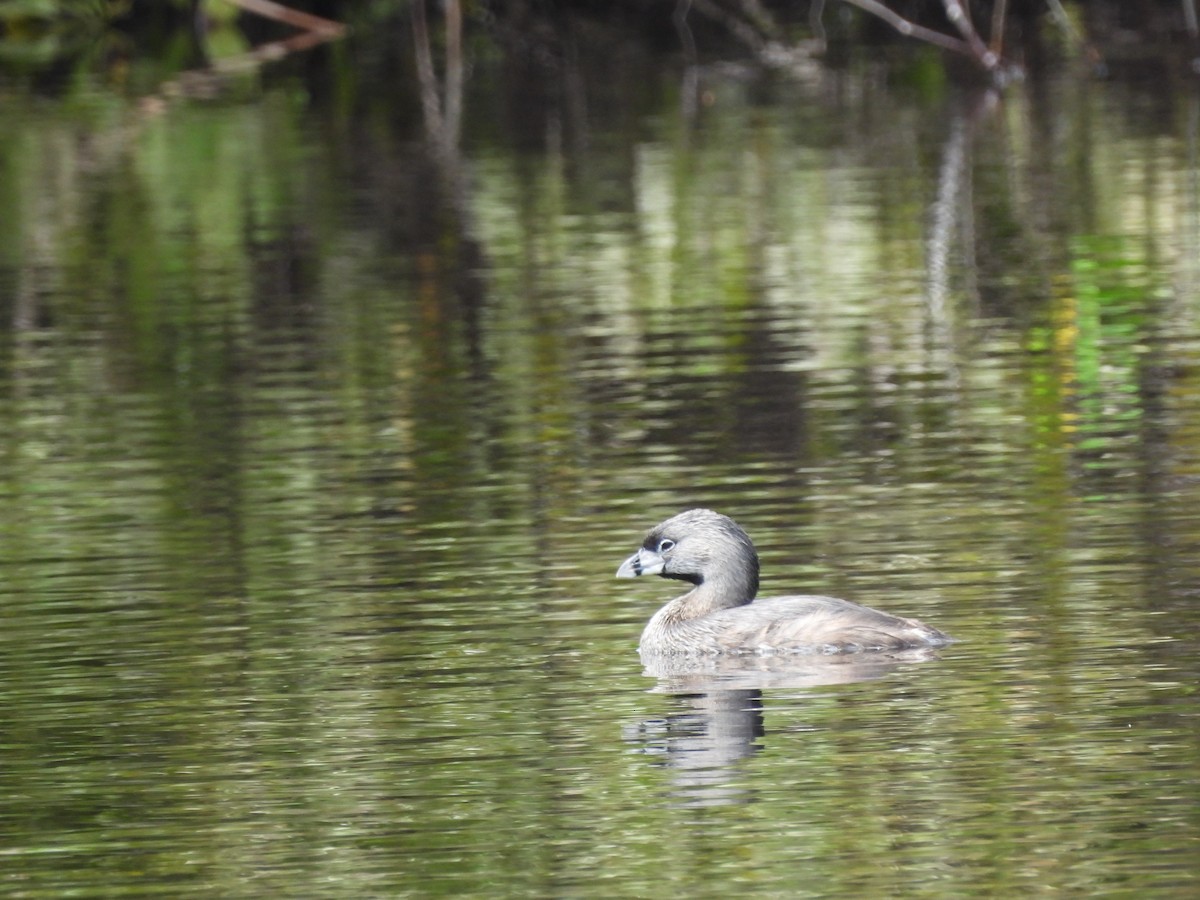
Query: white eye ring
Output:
[[658, 539, 675, 553]]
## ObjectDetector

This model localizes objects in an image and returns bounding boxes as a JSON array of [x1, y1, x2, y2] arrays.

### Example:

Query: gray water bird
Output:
[[618, 509, 953, 657]]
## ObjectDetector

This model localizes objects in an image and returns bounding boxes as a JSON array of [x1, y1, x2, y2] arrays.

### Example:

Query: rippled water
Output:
[[2, 35, 1200, 897]]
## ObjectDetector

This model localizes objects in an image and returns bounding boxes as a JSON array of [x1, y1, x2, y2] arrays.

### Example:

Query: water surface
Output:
[[2, 30, 1199, 898]]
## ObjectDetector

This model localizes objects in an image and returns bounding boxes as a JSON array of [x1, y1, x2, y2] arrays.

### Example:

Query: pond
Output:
[[1, 11, 1199, 898]]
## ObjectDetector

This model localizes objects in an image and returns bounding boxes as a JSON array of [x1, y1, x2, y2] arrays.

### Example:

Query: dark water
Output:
[[2, 26, 1200, 898]]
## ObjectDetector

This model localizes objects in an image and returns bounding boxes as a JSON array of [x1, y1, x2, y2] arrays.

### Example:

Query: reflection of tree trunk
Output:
[[444, 0, 463, 151], [1186, 94, 1200, 315], [410, 0, 488, 381], [13, 274, 34, 334], [412, 0, 463, 160], [410, 0, 441, 136], [674, 0, 700, 119], [926, 104, 969, 330], [926, 92, 999, 371]]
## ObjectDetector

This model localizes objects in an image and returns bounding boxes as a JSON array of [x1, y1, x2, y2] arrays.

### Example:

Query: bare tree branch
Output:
[[989, 0, 1009, 56], [838, 0, 973, 58], [222, 0, 345, 37], [939, 0, 998, 69]]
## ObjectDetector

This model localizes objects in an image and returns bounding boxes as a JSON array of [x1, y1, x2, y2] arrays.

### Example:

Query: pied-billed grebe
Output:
[[617, 509, 953, 656]]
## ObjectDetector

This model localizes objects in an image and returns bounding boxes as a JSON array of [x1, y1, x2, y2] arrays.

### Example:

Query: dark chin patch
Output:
[[664, 572, 702, 586]]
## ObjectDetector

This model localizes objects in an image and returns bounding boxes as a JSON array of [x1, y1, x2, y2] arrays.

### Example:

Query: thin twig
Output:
[[185, 0, 345, 79], [1044, 0, 1103, 67], [221, 0, 345, 37], [989, 0, 1008, 57], [939, 0, 997, 69], [838, 0, 973, 58]]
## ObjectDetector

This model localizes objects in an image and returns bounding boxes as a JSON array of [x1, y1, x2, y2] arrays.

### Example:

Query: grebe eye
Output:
[[658, 539, 675, 553]]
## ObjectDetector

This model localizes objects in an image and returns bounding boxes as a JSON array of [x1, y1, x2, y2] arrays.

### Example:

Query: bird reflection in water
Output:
[[623, 650, 944, 807]]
